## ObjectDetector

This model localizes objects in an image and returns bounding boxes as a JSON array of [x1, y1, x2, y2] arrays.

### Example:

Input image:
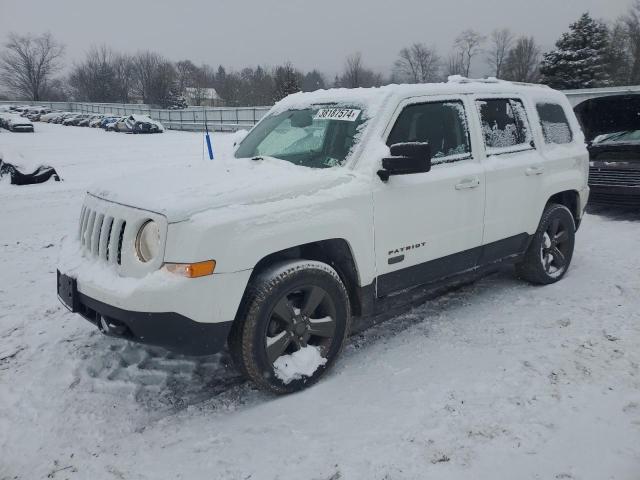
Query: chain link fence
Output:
[[0, 100, 271, 131]]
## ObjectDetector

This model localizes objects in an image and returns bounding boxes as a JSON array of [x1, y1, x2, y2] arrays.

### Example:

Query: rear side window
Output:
[[536, 103, 573, 144], [477, 98, 533, 152], [387, 101, 471, 163]]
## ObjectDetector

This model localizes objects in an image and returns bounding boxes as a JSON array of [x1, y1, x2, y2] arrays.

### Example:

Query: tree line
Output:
[[2, 2, 640, 107]]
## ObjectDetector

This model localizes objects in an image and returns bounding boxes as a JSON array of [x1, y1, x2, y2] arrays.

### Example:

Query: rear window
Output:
[[536, 103, 573, 144]]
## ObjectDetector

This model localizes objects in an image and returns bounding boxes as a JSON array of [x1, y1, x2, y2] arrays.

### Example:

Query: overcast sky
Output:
[[0, 0, 630, 77]]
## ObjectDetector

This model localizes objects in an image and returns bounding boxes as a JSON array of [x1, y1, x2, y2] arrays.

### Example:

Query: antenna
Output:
[[204, 106, 214, 160]]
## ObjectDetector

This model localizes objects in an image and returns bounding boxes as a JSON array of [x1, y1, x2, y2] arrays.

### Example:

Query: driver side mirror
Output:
[[377, 142, 431, 182], [232, 129, 249, 147]]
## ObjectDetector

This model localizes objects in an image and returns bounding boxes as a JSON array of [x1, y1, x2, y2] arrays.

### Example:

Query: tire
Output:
[[516, 203, 575, 285], [229, 260, 351, 394]]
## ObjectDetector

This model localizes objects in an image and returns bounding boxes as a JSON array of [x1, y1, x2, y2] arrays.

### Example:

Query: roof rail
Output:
[[446, 75, 549, 88]]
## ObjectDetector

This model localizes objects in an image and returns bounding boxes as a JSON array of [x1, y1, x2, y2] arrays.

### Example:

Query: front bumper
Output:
[[588, 184, 640, 207], [58, 270, 234, 355]]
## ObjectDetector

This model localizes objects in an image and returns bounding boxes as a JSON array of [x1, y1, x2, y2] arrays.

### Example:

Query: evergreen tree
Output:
[[273, 62, 302, 102], [540, 12, 611, 89], [302, 70, 326, 92], [165, 82, 187, 109]]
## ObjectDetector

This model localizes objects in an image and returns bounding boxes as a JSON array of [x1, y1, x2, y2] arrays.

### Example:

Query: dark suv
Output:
[[575, 94, 640, 207]]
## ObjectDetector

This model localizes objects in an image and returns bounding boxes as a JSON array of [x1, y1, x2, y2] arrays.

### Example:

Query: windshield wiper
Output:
[[596, 130, 634, 143]]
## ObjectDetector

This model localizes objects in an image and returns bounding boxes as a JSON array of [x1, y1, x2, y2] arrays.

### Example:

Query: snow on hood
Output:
[[88, 156, 354, 222]]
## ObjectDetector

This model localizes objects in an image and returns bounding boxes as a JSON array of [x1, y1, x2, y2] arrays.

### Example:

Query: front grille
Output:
[[589, 167, 640, 187], [75, 195, 167, 277], [78, 205, 127, 265]]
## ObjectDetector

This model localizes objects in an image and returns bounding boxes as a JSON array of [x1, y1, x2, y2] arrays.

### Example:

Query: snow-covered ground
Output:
[[1, 123, 639, 479]]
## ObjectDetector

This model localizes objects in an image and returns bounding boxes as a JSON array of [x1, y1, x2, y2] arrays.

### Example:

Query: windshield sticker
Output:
[[314, 108, 361, 122]]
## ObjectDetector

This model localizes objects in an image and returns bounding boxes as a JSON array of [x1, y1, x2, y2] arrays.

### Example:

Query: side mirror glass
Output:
[[377, 142, 432, 181]]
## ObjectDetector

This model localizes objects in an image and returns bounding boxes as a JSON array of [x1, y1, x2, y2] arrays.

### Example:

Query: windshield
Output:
[[234, 107, 366, 168], [593, 130, 640, 144]]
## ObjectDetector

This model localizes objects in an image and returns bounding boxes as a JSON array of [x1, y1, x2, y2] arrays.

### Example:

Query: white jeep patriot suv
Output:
[[57, 78, 589, 393]]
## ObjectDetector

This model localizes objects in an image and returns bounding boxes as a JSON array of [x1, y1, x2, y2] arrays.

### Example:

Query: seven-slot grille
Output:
[[589, 167, 640, 187], [78, 205, 127, 264]]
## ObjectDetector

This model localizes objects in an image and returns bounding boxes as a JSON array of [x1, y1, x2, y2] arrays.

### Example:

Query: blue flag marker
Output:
[[205, 128, 214, 160], [204, 108, 214, 160]]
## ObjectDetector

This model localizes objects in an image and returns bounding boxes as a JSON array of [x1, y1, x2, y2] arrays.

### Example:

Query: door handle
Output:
[[525, 166, 545, 176], [455, 178, 480, 190]]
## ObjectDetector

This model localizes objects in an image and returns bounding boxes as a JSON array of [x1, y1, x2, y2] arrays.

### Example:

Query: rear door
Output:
[[473, 96, 544, 258], [373, 95, 486, 296]]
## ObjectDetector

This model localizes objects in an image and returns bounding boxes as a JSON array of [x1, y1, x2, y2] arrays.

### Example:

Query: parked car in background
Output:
[[24, 107, 51, 121], [64, 114, 92, 126], [0, 113, 34, 132], [40, 111, 64, 123], [100, 116, 121, 129], [52, 113, 76, 124], [88, 115, 106, 127], [78, 115, 101, 127], [126, 114, 164, 134], [575, 94, 640, 207], [106, 117, 130, 132]]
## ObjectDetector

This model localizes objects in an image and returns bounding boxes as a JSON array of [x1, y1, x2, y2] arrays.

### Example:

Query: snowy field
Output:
[[1, 123, 639, 480]]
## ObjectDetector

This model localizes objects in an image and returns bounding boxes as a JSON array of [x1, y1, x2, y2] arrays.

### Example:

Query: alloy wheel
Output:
[[264, 285, 337, 365]]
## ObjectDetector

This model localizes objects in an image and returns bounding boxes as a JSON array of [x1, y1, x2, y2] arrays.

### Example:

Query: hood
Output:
[[88, 157, 354, 222], [574, 94, 640, 142]]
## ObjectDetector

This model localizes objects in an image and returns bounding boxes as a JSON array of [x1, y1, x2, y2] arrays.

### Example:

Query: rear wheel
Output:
[[516, 203, 575, 284], [229, 260, 350, 394]]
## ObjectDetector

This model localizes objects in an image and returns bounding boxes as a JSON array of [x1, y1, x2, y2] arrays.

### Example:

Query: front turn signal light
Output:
[[164, 260, 216, 278]]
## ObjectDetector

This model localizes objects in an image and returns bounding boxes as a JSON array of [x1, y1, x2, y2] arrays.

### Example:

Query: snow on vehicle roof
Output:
[[272, 77, 560, 119], [127, 114, 164, 130]]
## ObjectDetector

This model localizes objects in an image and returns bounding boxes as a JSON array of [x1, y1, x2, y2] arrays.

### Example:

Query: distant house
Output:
[[184, 87, 224, 107]]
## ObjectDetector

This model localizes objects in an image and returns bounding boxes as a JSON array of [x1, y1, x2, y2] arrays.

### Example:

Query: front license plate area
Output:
[[57, 270, 78, 312]]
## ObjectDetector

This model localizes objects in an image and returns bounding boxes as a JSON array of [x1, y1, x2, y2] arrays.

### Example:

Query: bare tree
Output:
[[69, 45, 118, 102], [607, 19, 632, 85], [624, 0, 640, 84], [446, 52, 465, 77], [340, 52, 384, 88], [0, 32, 64, 101], [487, 28, 514, 78], [342, 52, 365, 88], [132, 51, 175, 106], [112, 53, 135, 103], [188, 64, 216, 106], [453, 29, 486, 77], [175, 60, 198, 93], [503, 36, 541, 83], [394, 43, 441, 83]]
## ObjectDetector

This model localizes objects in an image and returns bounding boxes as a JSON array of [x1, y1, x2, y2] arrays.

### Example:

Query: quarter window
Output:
[[536, 103, 573, 144], [477, 98, 533, 152], [387, 101, 471, 163]]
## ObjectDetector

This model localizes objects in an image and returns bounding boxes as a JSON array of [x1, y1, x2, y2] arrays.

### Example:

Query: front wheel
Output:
[[516, 203, 575, 284], [229, 260, 351, 394]]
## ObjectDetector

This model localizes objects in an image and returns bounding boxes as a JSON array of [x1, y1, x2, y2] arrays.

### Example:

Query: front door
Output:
[[373, 96, 486, 297]]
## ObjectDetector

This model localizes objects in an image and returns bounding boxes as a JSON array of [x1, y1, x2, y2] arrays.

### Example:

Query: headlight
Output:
[[135, 220, 161, 263]]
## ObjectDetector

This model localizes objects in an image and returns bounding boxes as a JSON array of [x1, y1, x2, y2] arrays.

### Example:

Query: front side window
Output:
[[387, 101, 471, 162], [536, 103, 573, 144], [477, 98, 533, 152], [234, 107, 365, 168]]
